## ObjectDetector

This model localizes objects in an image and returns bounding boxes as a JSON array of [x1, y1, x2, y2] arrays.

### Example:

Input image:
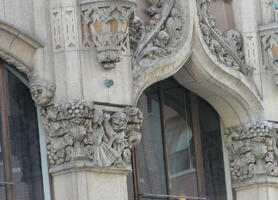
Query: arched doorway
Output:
[[0, 61, 45, 200], [128, 77, 229, 200]]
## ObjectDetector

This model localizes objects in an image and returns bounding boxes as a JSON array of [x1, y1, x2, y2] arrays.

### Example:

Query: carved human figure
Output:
[[104, 112, 128, 155], [124, 107, 143, 148], [30, 77, 55, 106], [84, 109, 120, 167]]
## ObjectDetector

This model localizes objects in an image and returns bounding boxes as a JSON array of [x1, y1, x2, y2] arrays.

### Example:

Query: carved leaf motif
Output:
[[196, 0, 253, 76]]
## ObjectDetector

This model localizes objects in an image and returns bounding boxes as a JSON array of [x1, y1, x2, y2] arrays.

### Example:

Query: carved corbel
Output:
[[81, 0, 136, 69], [40, 100, 143, 173], [224, 121, 278, 185], [30, 76, 56, 106]]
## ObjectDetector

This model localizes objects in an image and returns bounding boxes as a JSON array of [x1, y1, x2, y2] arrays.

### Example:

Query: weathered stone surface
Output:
[[225, 121, 278, 184], [40, 100, 143, 173]]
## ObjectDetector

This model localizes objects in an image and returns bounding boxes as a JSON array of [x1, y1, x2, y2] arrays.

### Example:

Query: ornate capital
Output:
[[30, 77, 55, 106], [224, 121, 278, 185], [81, 0, 136, 69], [40, 100, 143, 173]]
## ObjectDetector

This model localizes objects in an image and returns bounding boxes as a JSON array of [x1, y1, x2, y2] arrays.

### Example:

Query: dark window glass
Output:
[[130, 77, 228, 200], [0, 115, 7, 200], [137, 90, 168, 196], [7, 70, 44, 200], [163, 86, 198, 197], [0, 63, 45, 200], [199, 98, 227, 200]]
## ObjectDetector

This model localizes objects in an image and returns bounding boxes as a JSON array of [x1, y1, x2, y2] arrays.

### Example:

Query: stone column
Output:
[[31, 0, 142, 199], [39, 101, 143, 200], [224, 121, 278, 200]]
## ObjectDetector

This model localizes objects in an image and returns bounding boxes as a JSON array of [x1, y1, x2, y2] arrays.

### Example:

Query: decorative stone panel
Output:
[[196, 0, 253, 76], [225, 121, 278, 184], [81, 0, 136, 69], [40, 100, 143, 173]]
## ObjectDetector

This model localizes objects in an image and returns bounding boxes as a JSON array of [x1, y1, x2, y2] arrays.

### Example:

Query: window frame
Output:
[[0, 62, 52, 200], [131, 82, 207, 200]]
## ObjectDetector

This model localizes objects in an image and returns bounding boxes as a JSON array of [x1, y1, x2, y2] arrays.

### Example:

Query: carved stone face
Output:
[[158, 31, 170, 45], [111, 112, 127, 132], [30, 78, 55, 106]]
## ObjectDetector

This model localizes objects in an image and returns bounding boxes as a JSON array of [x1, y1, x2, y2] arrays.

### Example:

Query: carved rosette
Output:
[[196, 0, 253, 76], [81, 0, 136, 69], [260, 28, 278, 85], [225, 121, 278, 184], [40, 100, 143, 172]]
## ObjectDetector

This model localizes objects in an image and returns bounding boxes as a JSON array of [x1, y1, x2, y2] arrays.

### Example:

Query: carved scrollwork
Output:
[[225, 121, 278, 184], [81, 0, 136, 69], [41, 100, 143, 172], [131, 0, 185, 80], [197, 0, 253, 76]]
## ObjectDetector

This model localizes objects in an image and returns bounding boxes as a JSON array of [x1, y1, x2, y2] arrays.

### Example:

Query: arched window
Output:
[[128, 77, 229, 200], [0, 62, 45, 200]]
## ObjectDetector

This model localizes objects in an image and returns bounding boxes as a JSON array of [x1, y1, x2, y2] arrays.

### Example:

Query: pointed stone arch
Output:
[[133, 0, 264, 127], [0, 21, 42, 79]]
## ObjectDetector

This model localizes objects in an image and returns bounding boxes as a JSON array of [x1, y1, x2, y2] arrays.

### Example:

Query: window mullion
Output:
[[190, 93, 206, 197], [158, 83, 171, 197], [0, 64, 14, 200]]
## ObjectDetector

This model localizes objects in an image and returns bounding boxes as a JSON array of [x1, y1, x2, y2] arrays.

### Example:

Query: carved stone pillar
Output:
[[224, 121, 278, 200]]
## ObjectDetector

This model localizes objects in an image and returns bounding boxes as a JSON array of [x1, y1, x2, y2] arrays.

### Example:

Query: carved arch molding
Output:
[[0, 0, 266, 173]]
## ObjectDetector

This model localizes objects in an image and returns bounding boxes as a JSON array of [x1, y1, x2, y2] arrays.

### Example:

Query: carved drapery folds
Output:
[[81, 0, 136, 69], [260, 28, 278, 85], [41, 100, 143, 172], [225, 121, 278, 184], [196, 0, 253, 76], [131, 0, 185, 80], [30, 77, 56, 106]]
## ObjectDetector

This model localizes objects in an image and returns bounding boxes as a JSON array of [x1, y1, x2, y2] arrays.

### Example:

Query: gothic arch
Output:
[[0, 21, 42, 78], [133, 0, 264, 127]]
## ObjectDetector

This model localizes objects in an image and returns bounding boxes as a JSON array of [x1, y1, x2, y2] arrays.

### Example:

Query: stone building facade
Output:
[[0, 0, 278, 200]]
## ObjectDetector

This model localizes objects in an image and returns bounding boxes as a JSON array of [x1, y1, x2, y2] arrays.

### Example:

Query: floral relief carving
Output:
[[131, 0, 185, 80], [30, 77, 56, 106], [41, 100, 143, 172], [197, 0, 253, 76], [81, 0, 136, 69], [225, 121, 278, 184]]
